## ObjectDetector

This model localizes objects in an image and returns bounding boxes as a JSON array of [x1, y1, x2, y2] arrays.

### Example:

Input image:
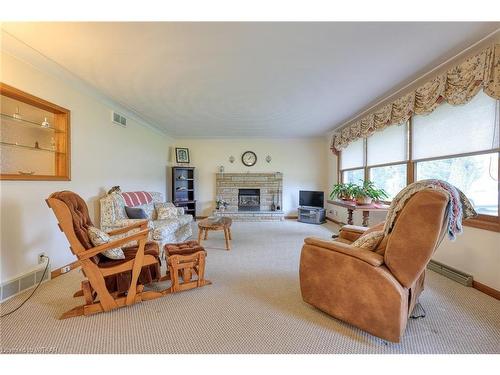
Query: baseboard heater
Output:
[[0, 264, 50, 302], [427, 260, 473, 286]]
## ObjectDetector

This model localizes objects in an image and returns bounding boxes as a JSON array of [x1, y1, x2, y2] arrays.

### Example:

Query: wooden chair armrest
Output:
[[107, 220, 149, 236], [78, 228, 150, 261], [100, 254, 158, 277], [304, 237, 384, 267]]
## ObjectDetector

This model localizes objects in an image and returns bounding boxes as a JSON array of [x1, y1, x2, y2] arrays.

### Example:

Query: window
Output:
[[343, 169, 364, 185], [412, 91, 498, 160], [369, 164, 407, 200], [367, 123, 407, 166], [338, 122, 408, 202], [336, 90, 499, 231], [416, 153, 498, 216], [413, 90, 499, 222], [340, 138, 364, 170]]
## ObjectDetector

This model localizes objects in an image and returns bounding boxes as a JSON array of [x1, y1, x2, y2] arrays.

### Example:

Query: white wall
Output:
[[324, 133, 500, 290], [172, 138, 328, 217], [0, 51, 174, 283]]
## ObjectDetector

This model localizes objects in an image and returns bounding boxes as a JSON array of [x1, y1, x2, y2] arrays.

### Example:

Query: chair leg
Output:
[[182, 268, 193, 282], [125, 238, 146, 306], [169, 257, 180, 293], [82, 280, 94, 305], [224, 228, 230, 250]]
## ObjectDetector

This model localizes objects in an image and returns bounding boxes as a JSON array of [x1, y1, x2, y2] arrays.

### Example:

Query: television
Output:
[[299, 190, 324, 208]]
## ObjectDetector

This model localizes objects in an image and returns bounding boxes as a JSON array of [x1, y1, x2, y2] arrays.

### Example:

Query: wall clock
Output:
[[241, 151, 257, 167]]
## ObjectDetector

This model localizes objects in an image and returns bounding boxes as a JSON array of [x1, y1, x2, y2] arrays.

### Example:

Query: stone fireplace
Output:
[[215, 172, 284, 221], [238, 188, 260, 211]]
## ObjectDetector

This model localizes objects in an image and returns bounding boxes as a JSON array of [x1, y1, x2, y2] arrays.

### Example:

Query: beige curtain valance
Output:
[[331, 43, 500, 153]]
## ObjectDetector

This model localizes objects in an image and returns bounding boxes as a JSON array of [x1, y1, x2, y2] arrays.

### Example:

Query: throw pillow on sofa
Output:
[[155, 202, 184, 216], [134, 203, 155, 219], [157, 205, 179, 220], [125, 206, 148, 219], [87, 226, 125, 260], [351, 230, 384, 251]]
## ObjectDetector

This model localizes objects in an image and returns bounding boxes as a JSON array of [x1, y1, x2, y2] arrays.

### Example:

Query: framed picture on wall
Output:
[[175, 147, 190, 164]]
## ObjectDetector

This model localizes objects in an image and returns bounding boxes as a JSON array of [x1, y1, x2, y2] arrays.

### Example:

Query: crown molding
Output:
[[0, 29, 171, 138]]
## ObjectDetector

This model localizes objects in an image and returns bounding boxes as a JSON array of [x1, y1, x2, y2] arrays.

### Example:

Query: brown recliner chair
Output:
[[300, 190, 449, 342]]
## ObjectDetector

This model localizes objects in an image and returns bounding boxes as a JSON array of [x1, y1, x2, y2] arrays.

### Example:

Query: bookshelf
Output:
[[172, 166, 196, 219]]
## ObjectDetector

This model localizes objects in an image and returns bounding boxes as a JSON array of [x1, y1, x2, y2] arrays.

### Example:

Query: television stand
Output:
[[298, 206, 326, 224]]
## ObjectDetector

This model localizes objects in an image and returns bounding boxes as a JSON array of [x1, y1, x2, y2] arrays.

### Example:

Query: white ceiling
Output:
[[2, 22, 499, 138]]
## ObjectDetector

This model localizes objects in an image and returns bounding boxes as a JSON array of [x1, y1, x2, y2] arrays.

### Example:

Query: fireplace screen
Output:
[[238, 189, 260, 211]]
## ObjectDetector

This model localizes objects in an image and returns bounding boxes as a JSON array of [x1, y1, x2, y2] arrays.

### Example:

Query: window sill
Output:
[[463, 215, 500, 233]]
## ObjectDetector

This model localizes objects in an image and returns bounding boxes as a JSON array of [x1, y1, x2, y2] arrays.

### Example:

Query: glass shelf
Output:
[[0, 113, 64, 133], [0, 141, 63, 154], [1, 83, 71, 180]]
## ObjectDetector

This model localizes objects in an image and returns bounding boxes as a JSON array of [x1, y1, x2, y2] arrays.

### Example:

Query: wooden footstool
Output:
[[197, 217, 233, 250], [164, 241, 211, 293]]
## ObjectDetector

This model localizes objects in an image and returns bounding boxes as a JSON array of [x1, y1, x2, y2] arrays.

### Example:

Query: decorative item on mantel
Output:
[[271, 194, 276, 211], [218, 165, 224, 173], [216, 197, 228, 212], [276, 187, 281, 211]]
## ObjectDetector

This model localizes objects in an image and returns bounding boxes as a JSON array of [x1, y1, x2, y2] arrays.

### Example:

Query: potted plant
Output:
[[330, 182, 356, 201], [351, 180, 388, 205]]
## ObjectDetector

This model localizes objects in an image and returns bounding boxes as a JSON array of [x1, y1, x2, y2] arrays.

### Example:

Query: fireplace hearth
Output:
[[215, 173, 284, 221], [238, 188, 260, 211]]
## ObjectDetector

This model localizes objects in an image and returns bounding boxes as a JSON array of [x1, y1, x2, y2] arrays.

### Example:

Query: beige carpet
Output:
[[1, 220, 499, 354]]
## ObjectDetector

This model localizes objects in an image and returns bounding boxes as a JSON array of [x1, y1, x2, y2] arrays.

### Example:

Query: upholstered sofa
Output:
[[100, 191, 193, 254], [300, 190, 449, 343]]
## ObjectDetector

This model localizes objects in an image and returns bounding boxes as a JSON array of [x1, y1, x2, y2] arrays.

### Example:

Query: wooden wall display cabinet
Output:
[[0, 83, 70, 180]]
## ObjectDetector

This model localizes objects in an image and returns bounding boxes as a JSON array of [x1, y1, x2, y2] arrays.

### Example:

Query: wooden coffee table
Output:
[[197, 217, 233, 250]]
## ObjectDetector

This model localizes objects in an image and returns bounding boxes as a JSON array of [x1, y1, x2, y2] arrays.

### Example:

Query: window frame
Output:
[[338, 117, 500, 232]]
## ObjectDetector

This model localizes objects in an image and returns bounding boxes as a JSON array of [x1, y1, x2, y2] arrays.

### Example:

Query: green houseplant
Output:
[[329, 182, 356, 201], [351, 180, 388, 205]]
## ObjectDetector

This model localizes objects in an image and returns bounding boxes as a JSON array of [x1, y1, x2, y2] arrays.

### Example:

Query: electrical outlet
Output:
[[61, 266, 71, 274], [38, 252, 47, 264]]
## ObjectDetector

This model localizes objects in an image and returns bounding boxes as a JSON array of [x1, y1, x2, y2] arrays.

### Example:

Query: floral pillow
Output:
[[157, 205, 179, 220], [87, 226, 125, 260], [351, 230, 385, 251]]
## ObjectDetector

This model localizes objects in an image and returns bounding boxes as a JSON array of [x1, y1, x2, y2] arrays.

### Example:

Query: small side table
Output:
[[197, 217, 233, 250], [327, 200, 390, 227]]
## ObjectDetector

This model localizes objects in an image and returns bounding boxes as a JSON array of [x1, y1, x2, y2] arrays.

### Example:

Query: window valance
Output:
[[331, 43, 500, 153]]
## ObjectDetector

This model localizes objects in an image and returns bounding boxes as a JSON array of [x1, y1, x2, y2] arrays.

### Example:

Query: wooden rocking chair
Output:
[[46, 191, 167, 319]]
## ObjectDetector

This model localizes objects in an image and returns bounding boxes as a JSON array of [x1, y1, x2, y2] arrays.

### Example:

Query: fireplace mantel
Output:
[[215, 172, 284, 221]]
